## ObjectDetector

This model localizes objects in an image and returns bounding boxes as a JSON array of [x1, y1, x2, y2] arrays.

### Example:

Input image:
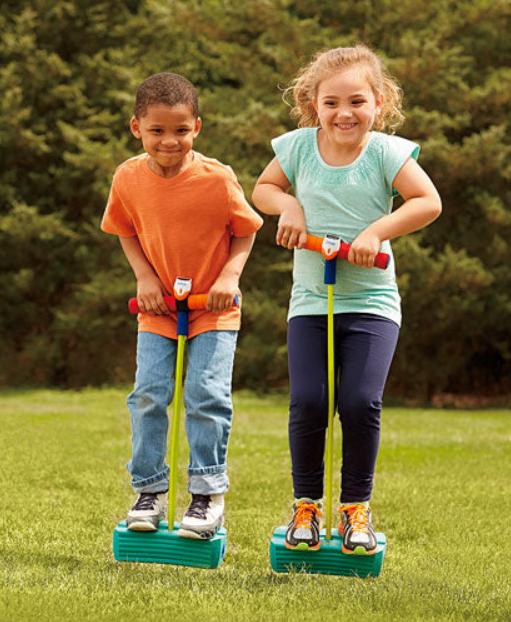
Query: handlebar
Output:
[[128, 294, 239, 314], [303, 234, 390, 270]]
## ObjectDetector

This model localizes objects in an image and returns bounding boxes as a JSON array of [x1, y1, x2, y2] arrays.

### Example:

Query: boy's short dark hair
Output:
[[134, 73, 199, 118]]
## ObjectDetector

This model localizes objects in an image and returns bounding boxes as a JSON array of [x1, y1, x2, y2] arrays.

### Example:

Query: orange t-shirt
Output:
[[101, 152, 263, 339]]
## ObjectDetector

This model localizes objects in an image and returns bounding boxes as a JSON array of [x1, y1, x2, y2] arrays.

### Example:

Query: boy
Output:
[[101, 73, 263, 538]]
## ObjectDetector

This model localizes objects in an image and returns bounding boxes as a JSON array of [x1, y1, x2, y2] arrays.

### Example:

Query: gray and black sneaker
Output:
[[285, 499, 322, 551], [338, 503, 377, 555], [177, 494, 224, 540], [126, 491, 167, 531]]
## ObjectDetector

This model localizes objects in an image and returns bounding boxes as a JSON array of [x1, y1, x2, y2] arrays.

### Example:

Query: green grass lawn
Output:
[[1, 389, 510, 621]]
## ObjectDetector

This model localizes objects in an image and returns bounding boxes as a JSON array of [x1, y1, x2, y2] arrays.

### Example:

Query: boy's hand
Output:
[[348, 229, 383, 268], [207, 274, 240, 312], [137, 273, 170, 315], [276, 201, 308, 249]]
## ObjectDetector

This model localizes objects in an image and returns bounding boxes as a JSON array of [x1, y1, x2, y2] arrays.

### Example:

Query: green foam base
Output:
[[113, 521, 227, 568], [269, 526, 386, 577]]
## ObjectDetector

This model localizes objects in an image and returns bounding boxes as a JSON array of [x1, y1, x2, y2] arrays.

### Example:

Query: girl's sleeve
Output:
[[383, 135, 421, 196], [271, 130, 300, 187], [101, 171, 136, 237], [225, 168, 264, 237]]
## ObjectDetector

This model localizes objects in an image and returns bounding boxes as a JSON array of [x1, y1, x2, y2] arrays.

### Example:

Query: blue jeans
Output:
[[126, 330, 238, 495]]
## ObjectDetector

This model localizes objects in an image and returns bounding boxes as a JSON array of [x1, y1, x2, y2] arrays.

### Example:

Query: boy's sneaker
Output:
[[285, 499, 322, 551], [126, 491, 168, 531], [338, 503, 377, 555], [177, 494, 224, 540]]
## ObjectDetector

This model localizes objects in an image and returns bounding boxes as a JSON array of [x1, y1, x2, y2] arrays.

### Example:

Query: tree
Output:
[[1, 0, 510, 400]]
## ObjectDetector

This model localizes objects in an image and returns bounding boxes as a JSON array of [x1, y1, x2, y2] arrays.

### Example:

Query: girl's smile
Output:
[[334, 122, 358, 131]]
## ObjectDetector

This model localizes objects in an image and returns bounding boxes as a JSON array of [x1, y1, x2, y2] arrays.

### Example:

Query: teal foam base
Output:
[[269, 526, 386, 577], [113, 521, 227, 569]]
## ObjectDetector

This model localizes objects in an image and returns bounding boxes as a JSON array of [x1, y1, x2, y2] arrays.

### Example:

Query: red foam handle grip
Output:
[[303, 234, 389, 269], [128, 296, 176, 314]]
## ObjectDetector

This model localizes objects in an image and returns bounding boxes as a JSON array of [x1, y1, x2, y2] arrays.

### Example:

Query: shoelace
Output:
[[133, 493, 158, 511], [340, 504, 369, 532], [294, 502, 321, 528], [185, 494, 211, 519]]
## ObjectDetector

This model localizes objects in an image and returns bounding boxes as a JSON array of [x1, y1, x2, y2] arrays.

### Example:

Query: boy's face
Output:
[[130, 103, 201, 173]]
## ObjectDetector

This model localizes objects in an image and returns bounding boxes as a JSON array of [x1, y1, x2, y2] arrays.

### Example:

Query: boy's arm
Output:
[[252, 157, 307, 249], [207, 234, 256, 312], [349, 159, 442, 268], [119, 235, 170, 315]]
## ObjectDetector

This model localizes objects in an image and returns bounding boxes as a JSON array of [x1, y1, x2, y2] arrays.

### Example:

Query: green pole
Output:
[[325, 282, 335, 540], [168, 333, 186, 530]]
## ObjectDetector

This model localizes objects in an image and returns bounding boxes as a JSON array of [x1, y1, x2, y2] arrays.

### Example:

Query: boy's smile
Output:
[[314, 66, 382, 163], [130, 103, 201, 178]]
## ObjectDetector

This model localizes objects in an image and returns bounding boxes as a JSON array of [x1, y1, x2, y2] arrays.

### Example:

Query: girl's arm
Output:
[[119, 235, 170, 315], [252, 157, 308, 248], [207, 233, 256, 312], [349, 158, 442, 268]]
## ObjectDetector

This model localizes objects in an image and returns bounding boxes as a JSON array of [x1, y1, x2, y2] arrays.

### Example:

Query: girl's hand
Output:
[[207, 275, 240, 312], [276, 202, 308, 249], [137, 274, 170, 315], [348, 229, 383, 268]]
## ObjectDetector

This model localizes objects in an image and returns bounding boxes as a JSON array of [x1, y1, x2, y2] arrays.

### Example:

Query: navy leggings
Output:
[[288, 313, 399, 502]]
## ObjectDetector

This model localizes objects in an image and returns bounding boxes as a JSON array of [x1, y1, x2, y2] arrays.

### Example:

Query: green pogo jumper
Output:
[[113, 278, 227, 568], [269, 234, 388, 577]]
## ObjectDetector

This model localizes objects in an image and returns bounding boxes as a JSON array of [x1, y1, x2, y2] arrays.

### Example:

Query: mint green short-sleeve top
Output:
[[271, 128, 420, 327]]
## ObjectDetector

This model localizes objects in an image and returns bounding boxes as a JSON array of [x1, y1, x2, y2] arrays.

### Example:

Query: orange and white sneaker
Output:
[[338, 503, 377, 555], [285, 499, 322, 551]]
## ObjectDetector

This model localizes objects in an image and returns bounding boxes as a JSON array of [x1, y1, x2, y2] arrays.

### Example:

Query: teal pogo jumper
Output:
[[113, 278, 228, 569], [269, 235, 388, 577]]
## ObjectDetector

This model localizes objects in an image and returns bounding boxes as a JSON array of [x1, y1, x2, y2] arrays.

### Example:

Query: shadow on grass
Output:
[[2, 543, 325, 590]]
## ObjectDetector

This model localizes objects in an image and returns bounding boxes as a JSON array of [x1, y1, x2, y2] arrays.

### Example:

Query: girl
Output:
[[252, 45, 441, 554]]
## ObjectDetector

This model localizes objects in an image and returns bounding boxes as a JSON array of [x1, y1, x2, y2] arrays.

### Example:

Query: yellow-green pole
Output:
[[325, 282, 335, 540], [168, 333, 186, 530]]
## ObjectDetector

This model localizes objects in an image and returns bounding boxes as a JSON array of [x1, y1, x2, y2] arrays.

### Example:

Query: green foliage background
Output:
[[1, 0, 510, 400]]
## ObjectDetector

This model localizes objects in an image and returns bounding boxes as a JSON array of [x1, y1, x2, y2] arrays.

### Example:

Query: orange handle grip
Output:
[[303, 234, 324, 253], [187, 294, 209, 310]]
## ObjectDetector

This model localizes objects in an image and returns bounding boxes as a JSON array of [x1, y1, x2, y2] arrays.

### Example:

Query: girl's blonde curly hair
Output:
[[284, 44, 404, 133]]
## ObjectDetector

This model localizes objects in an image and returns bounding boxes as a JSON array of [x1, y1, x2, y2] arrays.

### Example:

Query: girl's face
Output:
[[314, 65, 382, 150]]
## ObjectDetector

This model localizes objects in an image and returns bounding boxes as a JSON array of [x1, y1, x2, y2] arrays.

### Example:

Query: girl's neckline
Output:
[[312, 128, 374, 170]]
